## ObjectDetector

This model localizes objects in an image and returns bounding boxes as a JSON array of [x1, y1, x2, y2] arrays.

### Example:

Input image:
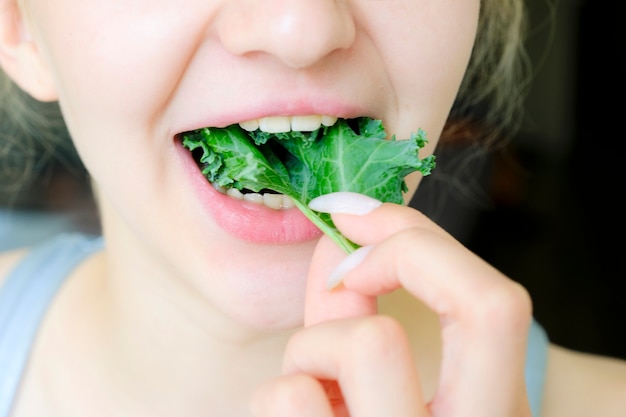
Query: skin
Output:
[[1, 0, 625, 416]]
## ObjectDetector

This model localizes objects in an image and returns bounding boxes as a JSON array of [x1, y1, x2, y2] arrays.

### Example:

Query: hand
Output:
[[251, 192, 533, 417]]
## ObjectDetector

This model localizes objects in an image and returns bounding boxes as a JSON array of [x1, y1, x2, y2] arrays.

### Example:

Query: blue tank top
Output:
[[0, 232, 550, 416]]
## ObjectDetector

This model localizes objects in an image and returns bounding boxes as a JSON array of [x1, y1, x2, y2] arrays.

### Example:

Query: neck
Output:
[[52, 248, 296, 417]]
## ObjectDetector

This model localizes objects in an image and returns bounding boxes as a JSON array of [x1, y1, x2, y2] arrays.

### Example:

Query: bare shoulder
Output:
[[0, 247, 29, 287], [542, 344, 626, 416]]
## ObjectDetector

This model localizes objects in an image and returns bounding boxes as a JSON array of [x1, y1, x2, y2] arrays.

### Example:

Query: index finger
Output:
[[309, 192, 533, 416], [304, 235, 377, 327]]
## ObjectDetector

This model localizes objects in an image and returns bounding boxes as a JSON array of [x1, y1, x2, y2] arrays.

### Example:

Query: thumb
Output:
[[304, 235, 377, 327]]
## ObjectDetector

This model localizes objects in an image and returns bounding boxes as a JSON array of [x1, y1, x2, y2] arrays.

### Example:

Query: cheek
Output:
[[384, 1, 480, 203], [381, 1, 480, 132], [26, 1, 209, 151], [24, 4, 214, 209], [403, 172, 422, 204]]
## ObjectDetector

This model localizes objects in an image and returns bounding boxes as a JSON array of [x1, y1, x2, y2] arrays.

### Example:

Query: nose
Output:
[[216, 0, 356, 69]]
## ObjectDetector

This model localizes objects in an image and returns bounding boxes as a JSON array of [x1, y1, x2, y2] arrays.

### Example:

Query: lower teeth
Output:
[[214, 183, 295, 210]]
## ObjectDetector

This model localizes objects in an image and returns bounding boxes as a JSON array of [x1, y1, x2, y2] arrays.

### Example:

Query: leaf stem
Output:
[[292, 201, 360, 254]]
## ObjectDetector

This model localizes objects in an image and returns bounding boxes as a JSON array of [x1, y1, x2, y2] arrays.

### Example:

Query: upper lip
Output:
[[172, 95, 374, 136]]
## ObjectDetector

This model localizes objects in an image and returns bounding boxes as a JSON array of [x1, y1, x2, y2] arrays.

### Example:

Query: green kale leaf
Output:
[[182, 117, 435, 253]]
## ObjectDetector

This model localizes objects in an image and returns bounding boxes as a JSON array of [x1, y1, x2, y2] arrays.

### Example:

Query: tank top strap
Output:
[[0, 233, 103, 417], [525, 318, 550, 417]]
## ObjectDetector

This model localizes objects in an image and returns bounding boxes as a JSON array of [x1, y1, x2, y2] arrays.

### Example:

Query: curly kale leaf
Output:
[[182, 118, 435, 253]]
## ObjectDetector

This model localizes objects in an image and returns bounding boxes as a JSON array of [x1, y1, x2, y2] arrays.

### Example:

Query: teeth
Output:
[[239, 115, 338, 133], [259, 116, 291, 133], [262, 193, 286, 209], [239, 119, 259, 131], [290, 115, 324, 131], [321, 115, 338, 126], [215, 183, 295, 210], [226, 187, 244, 199]]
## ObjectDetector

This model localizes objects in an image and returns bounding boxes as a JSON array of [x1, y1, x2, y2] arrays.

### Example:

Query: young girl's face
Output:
[[21, 0, 479, 328]]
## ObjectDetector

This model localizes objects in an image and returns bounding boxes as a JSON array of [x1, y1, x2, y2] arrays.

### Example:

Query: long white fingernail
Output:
[[309, 192, 382, 215], [327, 245, 374, 289]]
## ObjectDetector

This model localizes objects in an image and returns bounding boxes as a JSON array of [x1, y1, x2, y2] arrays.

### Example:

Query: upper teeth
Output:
[[239, 115, 338, 133]]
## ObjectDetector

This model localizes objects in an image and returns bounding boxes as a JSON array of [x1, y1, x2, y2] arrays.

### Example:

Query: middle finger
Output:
[[282, 314, 427, 417]]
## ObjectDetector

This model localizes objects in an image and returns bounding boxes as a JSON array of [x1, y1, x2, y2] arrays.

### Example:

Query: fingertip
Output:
[[308, 192, 382, 215], [305, 237, 376, 326], [327, 245, 374, 290]]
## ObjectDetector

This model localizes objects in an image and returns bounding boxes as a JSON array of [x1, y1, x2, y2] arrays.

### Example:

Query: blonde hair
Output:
[[0, 0, 527, 196], [445, 0, 529, 146], [0, 74, 81, 200]]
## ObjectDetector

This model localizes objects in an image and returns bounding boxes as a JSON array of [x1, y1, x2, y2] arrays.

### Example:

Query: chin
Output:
[[223, 281, 308, 332]]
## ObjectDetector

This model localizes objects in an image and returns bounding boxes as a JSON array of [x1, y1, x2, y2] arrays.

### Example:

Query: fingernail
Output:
[[309, 192, 382, 215], [327, 245, 374, 289]]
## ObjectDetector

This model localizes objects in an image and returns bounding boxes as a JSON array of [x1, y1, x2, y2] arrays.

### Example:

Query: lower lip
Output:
[[177, 141, 323, 245]]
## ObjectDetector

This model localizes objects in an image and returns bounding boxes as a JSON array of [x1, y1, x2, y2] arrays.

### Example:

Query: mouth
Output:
[[180, 114, 342, 210], [178, 115, 434, 249]]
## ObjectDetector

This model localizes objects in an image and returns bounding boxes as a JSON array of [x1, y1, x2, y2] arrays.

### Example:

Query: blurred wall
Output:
[[467, 0, 626, 359]]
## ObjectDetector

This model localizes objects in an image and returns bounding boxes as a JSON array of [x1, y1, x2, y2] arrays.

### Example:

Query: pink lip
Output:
[[173, 97, 368, 134], [177, 141, 323, 245]]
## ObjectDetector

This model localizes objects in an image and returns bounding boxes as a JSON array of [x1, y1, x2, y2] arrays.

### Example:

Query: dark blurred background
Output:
[[1, 0, 624, 359], [415, 0, 626, 360]]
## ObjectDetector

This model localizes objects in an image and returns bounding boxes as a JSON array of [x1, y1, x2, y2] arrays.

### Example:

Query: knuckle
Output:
[[348, 315, 408, 358], [470, 280, 533, 330], [268, 374, 322, 413]]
